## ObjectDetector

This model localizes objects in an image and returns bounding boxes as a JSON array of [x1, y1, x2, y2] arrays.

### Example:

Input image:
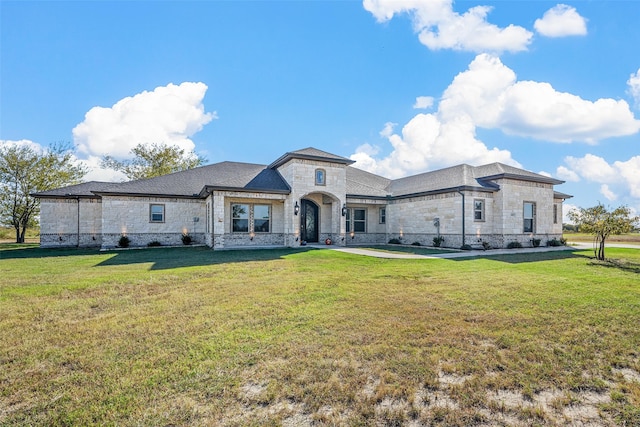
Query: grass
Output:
[[563, 231, 640, 244], [1, 244, 639, 426]]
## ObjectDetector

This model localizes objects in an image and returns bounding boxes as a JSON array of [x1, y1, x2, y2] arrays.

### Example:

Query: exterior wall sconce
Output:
[[342, 203, 347, 216], [294, 201, 300, 216]]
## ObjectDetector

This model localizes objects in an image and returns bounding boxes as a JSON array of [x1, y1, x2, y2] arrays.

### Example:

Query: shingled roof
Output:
[[269, 147, 354, 169], [33, 149, 567, 201]]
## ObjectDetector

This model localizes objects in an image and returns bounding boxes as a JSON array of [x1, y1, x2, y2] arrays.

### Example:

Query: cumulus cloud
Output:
[[363, 0, 533, 53], [413, 96, 434, 109], [560, 153, 640, 201], [628, 68, 640, 109], [0, 139, 45, 153], [351, 54, 640, 178], [556, 165, 580, 182], [73, 82, 216, 159], [534, 4, 587, 37]]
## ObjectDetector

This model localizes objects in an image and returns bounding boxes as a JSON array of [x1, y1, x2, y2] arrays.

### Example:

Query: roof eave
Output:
[[268, 152, 355, 169], [480, 173, 564, 185]]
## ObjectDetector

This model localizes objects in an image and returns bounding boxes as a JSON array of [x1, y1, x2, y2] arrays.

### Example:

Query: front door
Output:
[[300, 199, 319, 243]]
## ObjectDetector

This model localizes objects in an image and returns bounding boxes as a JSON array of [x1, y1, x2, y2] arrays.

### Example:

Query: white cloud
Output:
[[556, 165, 580, 182], [73, 82, 216, 159], [563, 203, 579, 224], [600, 184, 617, 201], [561, 154, 640, 204], [628, 68, 640, 109], [413, 96, 434, 109], [363, 0, 533, 53], [0, 139, 45, 153], [534, 4, 587, 37], [352, 54, 640, 179]]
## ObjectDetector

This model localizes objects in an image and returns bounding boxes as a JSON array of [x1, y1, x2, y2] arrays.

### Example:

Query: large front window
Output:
[[231, 203, 270, 233], [524, 202, 536, 233]]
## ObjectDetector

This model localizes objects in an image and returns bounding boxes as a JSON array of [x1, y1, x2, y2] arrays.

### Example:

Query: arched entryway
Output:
[[300, 199, 319, 243]]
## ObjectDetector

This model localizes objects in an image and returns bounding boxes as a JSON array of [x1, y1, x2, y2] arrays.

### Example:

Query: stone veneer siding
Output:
[[100, 195, 205, 249], [39, 197, 103, 247]]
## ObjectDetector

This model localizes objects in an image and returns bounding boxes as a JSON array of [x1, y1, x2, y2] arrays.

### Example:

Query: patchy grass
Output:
[[1, 244, 639, 426]]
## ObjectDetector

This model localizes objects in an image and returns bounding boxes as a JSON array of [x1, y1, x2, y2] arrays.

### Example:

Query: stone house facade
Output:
[[34, 147, 571, 250]]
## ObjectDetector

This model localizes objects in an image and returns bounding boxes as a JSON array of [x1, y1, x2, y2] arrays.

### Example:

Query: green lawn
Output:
[[1, 244, 639, 426]]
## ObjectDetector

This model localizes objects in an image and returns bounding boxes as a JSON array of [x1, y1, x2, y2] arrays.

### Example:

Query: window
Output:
[[474, 199, 485, 221], [232, 204, 249, 232], [524, 202, 536, 233], [353, 209, 366, 232], [253, 205, 270, 233], [315, 168, 326, 186], [231, 203, 270, 233], [150, 204, 165, 223], [379, 207, 386, 224], [553, 204, 558, 224], [346, 208, 366, 233]]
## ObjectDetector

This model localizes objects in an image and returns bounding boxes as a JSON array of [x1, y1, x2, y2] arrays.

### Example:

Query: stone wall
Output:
[[101, 195, 205, 249], [39, 197, 103, 247]]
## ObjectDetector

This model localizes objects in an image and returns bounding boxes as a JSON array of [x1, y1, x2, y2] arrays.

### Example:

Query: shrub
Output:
[[481, 241, 491, 250], [507, 241, 522, 249], [547, 237, 567, 247], [411, 241, 421, 246], [433, 236, 445, 247], [531, 238, 541, 247], [118, 235, 130, 248], [388, 238, 402, 244], [460, 244, 472, 250], [147, 241, 162, 247], [181, 233, 192, 245]]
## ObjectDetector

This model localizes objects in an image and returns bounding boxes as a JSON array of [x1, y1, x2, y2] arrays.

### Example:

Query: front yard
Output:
[[1, 244, 639, 426]]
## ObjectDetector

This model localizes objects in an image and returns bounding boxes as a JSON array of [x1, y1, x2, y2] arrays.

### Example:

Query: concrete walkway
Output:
[[318, 242, 639, 260]]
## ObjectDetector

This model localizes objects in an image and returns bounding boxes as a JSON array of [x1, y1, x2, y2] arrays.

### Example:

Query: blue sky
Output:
[[2, 1, 640, 219]]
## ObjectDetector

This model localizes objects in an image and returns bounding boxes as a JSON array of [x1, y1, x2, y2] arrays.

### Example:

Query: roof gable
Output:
[[268, 147, 354, 169]]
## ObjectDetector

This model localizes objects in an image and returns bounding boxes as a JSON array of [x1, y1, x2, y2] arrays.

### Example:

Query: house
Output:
[[33, 147, 571, 250]]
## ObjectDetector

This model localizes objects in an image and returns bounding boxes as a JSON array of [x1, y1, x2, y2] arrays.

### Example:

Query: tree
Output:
[[0, 142, 86, 243], [101, 143, 206, 181], [568, 203, 639, 260]]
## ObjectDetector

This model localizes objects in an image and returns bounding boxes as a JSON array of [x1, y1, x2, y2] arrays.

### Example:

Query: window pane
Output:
[[524, 219, 533, 233], [354, 221, 366, 232], [254, 205, 270, 232], [233, 219, 249, 232], [150, 204, 164, 222], [354, 209, 366, 221], [315, 169, 325, 185], [524, 202, 534, 218], [232, 204, 249, 232]]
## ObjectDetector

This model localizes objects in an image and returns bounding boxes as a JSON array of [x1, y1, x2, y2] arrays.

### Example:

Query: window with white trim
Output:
[[149, 204, 165, 223], [253, 205, 271, 233], [524, 202, 536, 233], [379, 207, 386, 224]]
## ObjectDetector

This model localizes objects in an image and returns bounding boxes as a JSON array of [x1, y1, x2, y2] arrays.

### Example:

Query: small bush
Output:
[[118, 235, 130, 248], [507, 241, 522, 249], [147, 241, 162, 247], [181, 234, 192, 245], [388, 238, 402, 244], [411, 241, 421, 246], [481, 241, 491, 250], [531, 238, 541, 248], [433, 236, 445, 247], [460, 244, 472, 250]]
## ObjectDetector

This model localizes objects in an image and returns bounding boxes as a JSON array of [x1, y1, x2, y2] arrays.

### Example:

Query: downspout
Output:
[[76, 197, 80, 248], [457, 188, 465, 247]]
